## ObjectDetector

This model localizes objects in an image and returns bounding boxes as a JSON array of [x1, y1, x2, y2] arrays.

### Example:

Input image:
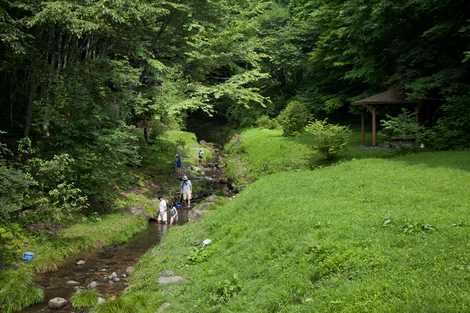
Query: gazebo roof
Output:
[[353, 88, 411, 106]]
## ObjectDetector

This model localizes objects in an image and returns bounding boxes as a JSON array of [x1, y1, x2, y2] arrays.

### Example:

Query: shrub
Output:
[[0, 224, 24, 268], [381, 109, 423, 141], [255, 115, 279, 129], [277, 100, 311, 136], [305, 120, 351, 160], [0, 269, 44, 313], [0, 166, 32, 220], [424, 93, 470, 150]]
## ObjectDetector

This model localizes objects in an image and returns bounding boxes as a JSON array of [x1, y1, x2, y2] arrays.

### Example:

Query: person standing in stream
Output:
[[181, 175, 193, 208], [175, 154, 182, 178], [157, 196, 168, 224]]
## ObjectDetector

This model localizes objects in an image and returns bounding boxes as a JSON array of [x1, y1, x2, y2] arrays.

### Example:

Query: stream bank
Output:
[[18, 142, 232, 313]]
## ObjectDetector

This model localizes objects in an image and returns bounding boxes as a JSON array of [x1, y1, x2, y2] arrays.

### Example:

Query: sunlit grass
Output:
[[225, 127, 397, 183], [71, 289, 100, 309], [115, 151, 470, 313]]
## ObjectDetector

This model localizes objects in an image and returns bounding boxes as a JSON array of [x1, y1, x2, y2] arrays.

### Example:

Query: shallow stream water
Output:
[[22, 213, 190, 313]]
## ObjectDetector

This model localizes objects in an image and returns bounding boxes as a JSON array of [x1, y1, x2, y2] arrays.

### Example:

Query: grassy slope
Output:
[[107, 150, 470, 313], [225, 128, 395, 184]]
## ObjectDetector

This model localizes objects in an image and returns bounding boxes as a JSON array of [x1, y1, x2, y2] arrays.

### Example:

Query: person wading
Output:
[[180, 175, 193, 208], [175, 154, 183, 178], [157, 196, 168, 224]]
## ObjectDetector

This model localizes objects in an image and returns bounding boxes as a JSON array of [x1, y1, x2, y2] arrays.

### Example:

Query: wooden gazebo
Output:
[[353, 88, 413, 146]]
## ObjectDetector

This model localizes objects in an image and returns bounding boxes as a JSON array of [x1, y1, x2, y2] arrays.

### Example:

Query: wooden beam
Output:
[[371, 107, 377, 146], [360, 110, 365, 145]]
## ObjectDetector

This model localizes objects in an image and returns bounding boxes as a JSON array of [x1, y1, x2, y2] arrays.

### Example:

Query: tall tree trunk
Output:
[[24, 75, 36, 138]]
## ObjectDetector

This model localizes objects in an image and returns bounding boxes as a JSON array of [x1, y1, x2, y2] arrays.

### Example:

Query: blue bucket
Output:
[[175, 202, 183, 209], [23, 252, 34, 263]]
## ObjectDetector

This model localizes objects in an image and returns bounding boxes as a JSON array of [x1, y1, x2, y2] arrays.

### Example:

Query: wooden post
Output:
[[371, 107, 377, 146], [360, 110, 365, 145]]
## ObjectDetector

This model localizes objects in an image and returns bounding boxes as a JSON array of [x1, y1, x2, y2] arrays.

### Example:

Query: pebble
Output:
[[113, 277, 120, 282], [48, 297, 68, 309], [66, 280, 80, 286], [88, 281, 98, 289], [76, 260, 86, 265], [126, 266, 134, 274], [156, 302, 171, 313], [121, 273, 127, 278], [202, 239, 212, 247], [158, 271, 186, 285]]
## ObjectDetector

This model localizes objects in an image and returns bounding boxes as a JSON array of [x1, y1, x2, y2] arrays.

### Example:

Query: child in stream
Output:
[[157, 196, 168, 224], [169, 203, 179, 225]]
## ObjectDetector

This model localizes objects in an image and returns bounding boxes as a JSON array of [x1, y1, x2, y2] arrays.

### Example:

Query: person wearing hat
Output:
[[180, 175, 193, 208]]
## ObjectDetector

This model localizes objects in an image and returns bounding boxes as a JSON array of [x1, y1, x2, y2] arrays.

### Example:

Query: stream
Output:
[[21, 146, 233, 313]]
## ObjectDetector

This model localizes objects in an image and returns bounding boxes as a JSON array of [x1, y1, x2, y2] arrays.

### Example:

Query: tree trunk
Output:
[[24, 75, 36, 138]]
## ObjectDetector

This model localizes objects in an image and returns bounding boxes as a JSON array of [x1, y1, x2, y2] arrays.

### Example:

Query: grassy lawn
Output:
[[101, 150, 470, 313], [225, 127, 396, 184]]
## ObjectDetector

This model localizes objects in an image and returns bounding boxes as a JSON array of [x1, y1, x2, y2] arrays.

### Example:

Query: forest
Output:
[[1, 1, 470, 312]]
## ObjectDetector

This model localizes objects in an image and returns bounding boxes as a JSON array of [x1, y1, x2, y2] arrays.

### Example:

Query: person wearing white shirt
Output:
[[157, 196, 168, 224]]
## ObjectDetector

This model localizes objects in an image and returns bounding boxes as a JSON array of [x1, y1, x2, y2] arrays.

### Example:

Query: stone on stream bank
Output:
[[48, 297, 68, 309], [76, 260, 86, 265], [88, 281, 98, 289], [157, 302, 171, 313], [158, 270, 186, 285], [66, 280, 80, 286]]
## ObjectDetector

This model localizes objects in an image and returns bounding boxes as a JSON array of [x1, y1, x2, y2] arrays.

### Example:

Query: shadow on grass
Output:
[[392, 150, 470, 173]]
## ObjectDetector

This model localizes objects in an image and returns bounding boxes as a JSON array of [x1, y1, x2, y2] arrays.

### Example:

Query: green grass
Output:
[[0, 213, 147, 313], [71, 289, 100, 309], [225, 128, 397, 184], [109, 150, 470, 313], [29, 213, 147, 273], [0, 269, 44, 313]]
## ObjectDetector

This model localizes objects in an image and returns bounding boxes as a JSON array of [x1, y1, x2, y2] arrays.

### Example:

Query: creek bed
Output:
[[22, 211, 190, 313]]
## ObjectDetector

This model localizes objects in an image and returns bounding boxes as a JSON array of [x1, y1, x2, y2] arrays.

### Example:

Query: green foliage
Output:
[[0, 166, 32, 219], [0, 269, 44, 313], [0, 224, 24, 268], [381, 109, 422, 141], [425, 92, 470, 150], [71, 289, 100, 309], [277, 100, 311, 136], [255, 115, 279, 129], [209, 274, 242, 306], [20, 153, 88, 224], [305, 120, 352, 161]]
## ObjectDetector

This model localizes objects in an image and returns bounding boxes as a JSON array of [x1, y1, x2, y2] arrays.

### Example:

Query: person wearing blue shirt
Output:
[[175, 154, 182, 178]]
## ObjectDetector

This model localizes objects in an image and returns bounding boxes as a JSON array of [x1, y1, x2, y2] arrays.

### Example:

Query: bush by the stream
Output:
[[255, 115, 279, 130], [277, 100, 311, 136], [0, 269, 44, 313]]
